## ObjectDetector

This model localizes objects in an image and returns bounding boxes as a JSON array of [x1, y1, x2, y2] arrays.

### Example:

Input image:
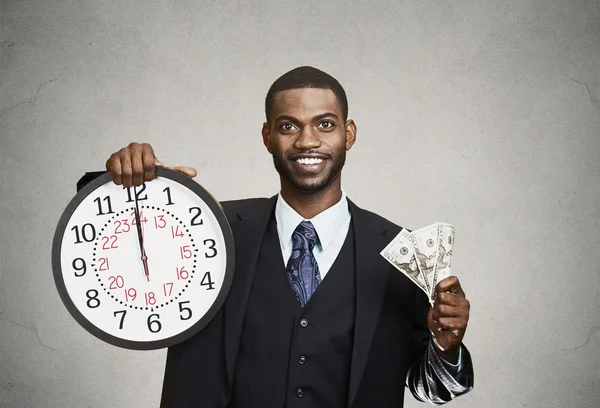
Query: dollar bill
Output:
[[431, 223, 454, 293], [380, 228, 430, 297], [411, 223, 441, 301]]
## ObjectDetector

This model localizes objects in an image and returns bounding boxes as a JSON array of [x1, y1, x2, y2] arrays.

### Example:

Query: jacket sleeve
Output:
[[160, 308, 229, 408], [406, 289, 474, 404]]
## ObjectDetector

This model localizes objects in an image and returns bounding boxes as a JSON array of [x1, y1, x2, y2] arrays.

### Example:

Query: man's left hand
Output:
[[427, 276, 470, 363]]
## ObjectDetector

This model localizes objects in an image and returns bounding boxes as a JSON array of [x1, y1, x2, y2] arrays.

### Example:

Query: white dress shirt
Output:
[[274, 191, 351, 279]]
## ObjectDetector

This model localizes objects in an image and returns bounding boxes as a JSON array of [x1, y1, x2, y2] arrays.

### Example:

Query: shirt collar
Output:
[[275, 191, 351, 251]]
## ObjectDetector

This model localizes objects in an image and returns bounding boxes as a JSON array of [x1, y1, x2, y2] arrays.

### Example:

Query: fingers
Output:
[[142, 144, 156, 181], [106, 142, 158, 187], [431, 293, 470, 329], [436, 317, 467, 331], [106, 153, 122, 185], [435, 276, 465, 297], [170, 166, 197, 178]]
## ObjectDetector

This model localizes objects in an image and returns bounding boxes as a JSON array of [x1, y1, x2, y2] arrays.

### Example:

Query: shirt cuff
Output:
[[437, 343, 464, 377]]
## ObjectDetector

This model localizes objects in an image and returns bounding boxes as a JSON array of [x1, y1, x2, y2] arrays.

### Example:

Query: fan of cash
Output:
[[380, 222, 455, 305]]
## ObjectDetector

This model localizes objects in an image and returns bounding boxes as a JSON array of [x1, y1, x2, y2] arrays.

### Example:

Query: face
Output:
[[262, 88, 356, 193]]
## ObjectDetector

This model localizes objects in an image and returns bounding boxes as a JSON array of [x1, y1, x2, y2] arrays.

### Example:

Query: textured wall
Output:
[[1, 1, 599, 407]]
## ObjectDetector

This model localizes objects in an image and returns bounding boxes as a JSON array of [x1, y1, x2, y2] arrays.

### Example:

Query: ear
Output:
[[344, 119, 357, 151], [262, 122, 273, 154]]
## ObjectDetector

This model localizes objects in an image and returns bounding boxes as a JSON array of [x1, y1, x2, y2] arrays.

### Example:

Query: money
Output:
[[380, 222, 455, 304], [411, 223, 441, 300], [380, 229, 430, 297], [431, 223, 454, 293]]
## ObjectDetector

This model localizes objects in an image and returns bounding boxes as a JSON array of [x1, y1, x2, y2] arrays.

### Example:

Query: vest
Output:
[[228, 215, 357, 408]]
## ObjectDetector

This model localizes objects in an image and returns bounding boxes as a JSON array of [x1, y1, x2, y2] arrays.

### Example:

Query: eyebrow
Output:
[[275, 112, 340, 124]]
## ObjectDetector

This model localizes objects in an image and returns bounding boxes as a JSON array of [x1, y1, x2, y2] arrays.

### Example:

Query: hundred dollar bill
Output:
[[380, 228, 430, 298], [431, 223, 455, 293], [411, 223, 441, 301]]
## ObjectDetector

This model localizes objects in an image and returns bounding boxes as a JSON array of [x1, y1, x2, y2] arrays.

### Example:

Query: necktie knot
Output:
[[293, 220, 318, 251]]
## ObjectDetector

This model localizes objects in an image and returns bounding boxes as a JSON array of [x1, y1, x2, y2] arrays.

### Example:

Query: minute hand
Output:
[[133, 186, 150, 281]]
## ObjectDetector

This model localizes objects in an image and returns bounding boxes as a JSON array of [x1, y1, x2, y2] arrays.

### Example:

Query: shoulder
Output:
[[219, 197, 273, 221], [348, 199, 409, 235]]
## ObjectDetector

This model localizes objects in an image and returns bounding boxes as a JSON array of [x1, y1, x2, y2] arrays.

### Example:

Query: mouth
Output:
[[290, 154, 329, 171]]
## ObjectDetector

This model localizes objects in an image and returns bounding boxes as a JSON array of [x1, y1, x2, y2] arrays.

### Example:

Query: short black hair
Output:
[[265, 66, 348, 122]]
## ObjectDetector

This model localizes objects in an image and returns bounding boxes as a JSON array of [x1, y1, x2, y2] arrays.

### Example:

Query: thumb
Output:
[[154, 158, 198, 178]]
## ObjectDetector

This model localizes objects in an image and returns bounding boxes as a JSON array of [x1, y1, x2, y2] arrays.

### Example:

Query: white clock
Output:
[[52, 167, 235, 350]]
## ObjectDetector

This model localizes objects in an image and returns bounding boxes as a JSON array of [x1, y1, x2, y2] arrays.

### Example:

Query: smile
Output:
[[296, 157, 324, 165]]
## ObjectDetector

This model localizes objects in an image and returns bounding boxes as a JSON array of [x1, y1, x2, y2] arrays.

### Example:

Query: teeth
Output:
[[296, 157, 324, 165]]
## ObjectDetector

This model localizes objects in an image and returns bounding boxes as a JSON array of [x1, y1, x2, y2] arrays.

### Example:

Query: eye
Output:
[[280, 123, 297, 132], [318, 121, 334, 129]]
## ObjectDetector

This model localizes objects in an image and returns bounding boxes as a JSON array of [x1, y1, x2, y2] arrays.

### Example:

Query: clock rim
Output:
[[51, 167, 235, 350]]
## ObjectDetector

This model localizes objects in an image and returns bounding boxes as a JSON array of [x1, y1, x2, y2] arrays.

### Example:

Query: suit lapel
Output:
[[347, 200, 395, 407], [224, 196, 277, 385]]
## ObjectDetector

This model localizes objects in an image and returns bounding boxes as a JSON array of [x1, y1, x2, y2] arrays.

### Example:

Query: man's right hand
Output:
[[105, 142, 197, 187]]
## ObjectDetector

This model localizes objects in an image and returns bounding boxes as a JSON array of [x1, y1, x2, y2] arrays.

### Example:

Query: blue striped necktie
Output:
[[286, 221, 321, 307]]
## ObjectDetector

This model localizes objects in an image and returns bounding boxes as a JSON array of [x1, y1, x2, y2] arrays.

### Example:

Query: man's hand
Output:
[[105, 142, 197, 187], [427, 276, 470, 363]]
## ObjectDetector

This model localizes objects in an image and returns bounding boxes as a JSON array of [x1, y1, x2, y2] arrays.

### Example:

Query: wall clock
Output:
[[52, 167, 234, 350]]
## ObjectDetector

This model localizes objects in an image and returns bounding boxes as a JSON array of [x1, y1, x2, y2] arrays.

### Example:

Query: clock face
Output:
[[52, 168, 234, 350]]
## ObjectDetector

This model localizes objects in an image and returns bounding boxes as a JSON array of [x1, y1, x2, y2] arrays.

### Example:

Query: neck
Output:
[[280, 179, 342, 219]]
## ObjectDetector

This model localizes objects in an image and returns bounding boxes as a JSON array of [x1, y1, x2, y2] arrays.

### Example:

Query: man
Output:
[[103, 66, 473, 407]]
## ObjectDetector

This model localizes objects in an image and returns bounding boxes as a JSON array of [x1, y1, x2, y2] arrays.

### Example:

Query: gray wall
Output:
[[1, 1, 599, 407]]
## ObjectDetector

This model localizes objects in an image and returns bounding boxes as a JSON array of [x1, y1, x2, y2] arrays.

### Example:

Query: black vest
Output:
[[229, 215, 357, 408]]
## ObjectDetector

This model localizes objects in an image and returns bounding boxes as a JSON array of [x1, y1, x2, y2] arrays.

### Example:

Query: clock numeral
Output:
[[147, 314, 162, 333], [114, 219, 131, 234], [176, 266, 189, 280], [86, 289, 100, 308], [101, 235, 119, 250], [154, 215, 166, 229], [125, 287, 137, 302], [171, 225, 184, 239], [204, 239, 217, 258], [125, 184, 148, 203], [178, 301, 192, 321], [163, 187, 175, 206], [94, 196, 114, 216], [72, 258, 86, 277], [200, 271, 215, 290], [72, 223, 96, 244], [98, 257, 110, 271], [130, 211, 147, 225], [163, 282, 173, 296], [180, 245, 192, 259], [144, 292, 157, 306], [108, 275, 124, 290], [189, 207, 203, 226], [113, 310, 126, 330]]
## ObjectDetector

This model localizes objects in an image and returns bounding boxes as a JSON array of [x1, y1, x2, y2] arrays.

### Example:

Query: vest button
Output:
[[298, 355, 307, 365], [300, 318, 308, 327], [296, 388, 304, 397]]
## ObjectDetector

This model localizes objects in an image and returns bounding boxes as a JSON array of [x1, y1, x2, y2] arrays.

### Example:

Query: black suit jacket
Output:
[[160, 196, 473, 408]]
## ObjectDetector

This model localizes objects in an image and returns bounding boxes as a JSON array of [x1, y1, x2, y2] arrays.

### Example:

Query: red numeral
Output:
[[101, 235, 118, 250], [171, 225, 184, 239], [131, 211, 147, 225], [154, 215, 166, 229], [98, 257, 110, 271], [163, 282, 173, 296], [125, 288, 137, 302], [176, 266, 189, 280], [180, 245, 192, 259], [145, 292, 156, 306], [114, 219, 131, 234], [108, 275, 125, 289]]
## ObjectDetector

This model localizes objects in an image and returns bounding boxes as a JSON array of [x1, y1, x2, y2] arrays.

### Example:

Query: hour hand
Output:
[[133, 186, 150, 281]]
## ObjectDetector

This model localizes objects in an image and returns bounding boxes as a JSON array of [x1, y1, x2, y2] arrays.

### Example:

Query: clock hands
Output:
[[133, 186, 150, 282]]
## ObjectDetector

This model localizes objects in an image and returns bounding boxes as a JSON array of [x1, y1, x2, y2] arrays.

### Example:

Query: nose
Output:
[[294, 126, 321, 150]]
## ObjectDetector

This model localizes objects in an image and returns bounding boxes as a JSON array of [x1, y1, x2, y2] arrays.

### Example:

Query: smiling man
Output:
[[104, 66, 474, 407]]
